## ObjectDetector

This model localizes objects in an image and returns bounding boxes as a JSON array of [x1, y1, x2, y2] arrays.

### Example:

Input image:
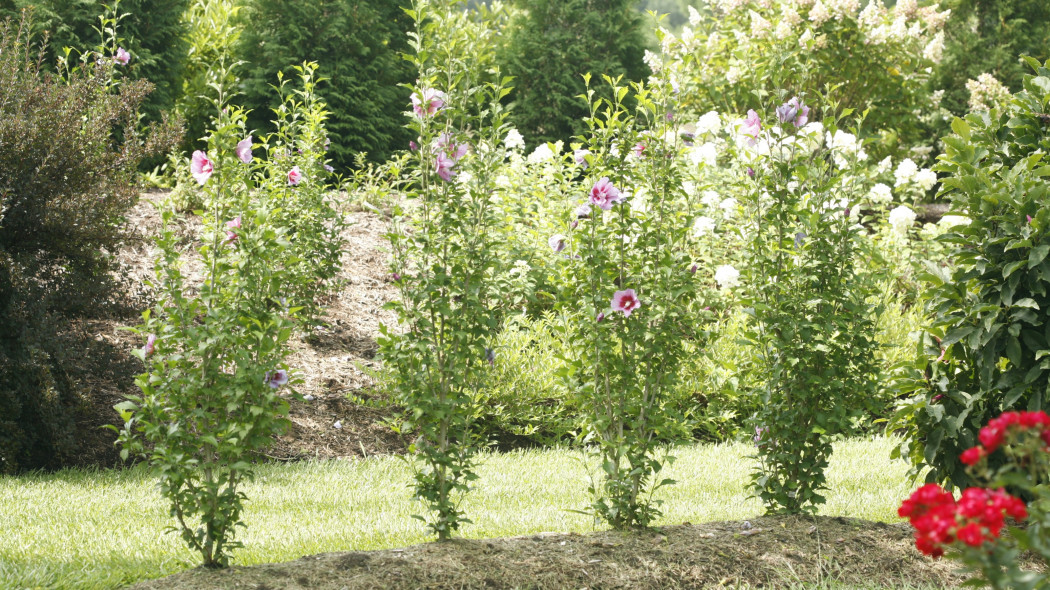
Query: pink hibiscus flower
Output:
[[287, 166, 302, 186], [235, 136, 253, 164], [113, 47, 130, 66], [190, 150, 213, 185], [611, 288, 641, 317], [411, 88, 446, 117], [589, 177, 622, 211]]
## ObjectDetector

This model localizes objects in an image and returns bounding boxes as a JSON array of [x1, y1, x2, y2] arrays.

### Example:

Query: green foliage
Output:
[[739, 104, 881, 514], [0, 12, 177, 473], [17, 0, 192, 122], [500, 0, 649, 148], [891, 58, 1050, 490], [378, 0, 510, 540], [175, 0, 243, 153], [552, 73, 706, 529], [254, 62, 345, 327], [664, 0, 947, 160], [236, 0, 414, 169], [931, 0, 1050, 117]]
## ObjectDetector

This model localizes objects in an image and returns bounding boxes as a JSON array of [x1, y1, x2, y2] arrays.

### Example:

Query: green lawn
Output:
[[0, 436, 922, 590]]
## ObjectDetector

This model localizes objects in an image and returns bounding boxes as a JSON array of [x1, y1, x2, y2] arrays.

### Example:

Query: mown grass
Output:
[[0, 436, 925, 590]]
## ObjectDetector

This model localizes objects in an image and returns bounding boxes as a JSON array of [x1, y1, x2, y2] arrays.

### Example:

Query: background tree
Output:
[[500, 0, 649, 148], [14, 0, 192, 122], [931, 0, 1050, 116], [236, 0, 414, 169]]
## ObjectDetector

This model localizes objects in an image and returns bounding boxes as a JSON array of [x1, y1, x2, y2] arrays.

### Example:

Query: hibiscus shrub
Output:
[[378, 0, 509, 540], [891, 57, 1050, 491], [0, 13, 177, 473], [116, 103, 299, 568], [735, 98, 881, 514], [552, 73, 707, 529]]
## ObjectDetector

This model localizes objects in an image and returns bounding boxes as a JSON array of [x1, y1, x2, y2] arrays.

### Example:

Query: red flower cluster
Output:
[[959, 411, 1050, 467], [899, 483, 1027, 557]]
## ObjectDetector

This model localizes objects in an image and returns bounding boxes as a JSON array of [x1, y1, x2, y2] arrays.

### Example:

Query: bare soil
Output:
[[73, 190, 405, 469], [129, 515, 965, 590]]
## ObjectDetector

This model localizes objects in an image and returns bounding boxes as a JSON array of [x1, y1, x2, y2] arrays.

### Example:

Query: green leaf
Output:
[[1032, 245, 1050, 268]]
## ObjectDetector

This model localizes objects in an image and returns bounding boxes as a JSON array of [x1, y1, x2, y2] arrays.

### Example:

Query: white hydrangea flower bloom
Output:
[[719, 197, 739, 217], [688, 5, 702, 26], [889, 205, 917, 235], [527, 142, 555, 164], [876, 156, 893, 174], [923, 32, 945, 64], [914, 168, 938, 191], [503, 129, 525, 151], [808, 0, 830, 26], [693, 216, 718, 237], [939, 215, 969, 228], [894, 158, 918, 187], [696, 111, 722, 135], [701, 190, 721, 208], [715, 265, 741, 290], [869, 183, 893, 205]]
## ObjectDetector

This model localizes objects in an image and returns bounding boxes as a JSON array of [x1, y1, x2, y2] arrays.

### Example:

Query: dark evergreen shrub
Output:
[[236, 0, 415, 169], [500, 0, 649, 147], [0, 14, 179, 473]]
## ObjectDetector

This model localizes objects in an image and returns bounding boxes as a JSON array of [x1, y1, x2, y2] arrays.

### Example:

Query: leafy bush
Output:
[[18, 0, 192, 122], [931, 0, 1050, 118], [378, 0, 510, 540], [660, 0, 949, 160], [891, 57, 1050, 490], [0, 12, 177, 473], [736, 100, 881, 514], [236, 0, 414, 169], [174, 0, 243, 153], [500, 0, 649, 148], [550, 73, 707, 528]]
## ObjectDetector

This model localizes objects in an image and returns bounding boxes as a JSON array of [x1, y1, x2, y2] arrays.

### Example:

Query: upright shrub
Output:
[[658, 0, 949, 159], [117, 103, 295, 568], [500, 0, 649, 148], [891, 57, 1050, 490], [552, 72, 706, 528], [735, 99, 881, 514], [378, 0, 509, 540], [236, 0, 414, 168], [0, 12, 176, 473]]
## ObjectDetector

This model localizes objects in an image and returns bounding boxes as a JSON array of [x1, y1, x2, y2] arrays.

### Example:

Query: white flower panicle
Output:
[[696, 110, 722, 136], [914, 168, 938, 191], [966, 73, 1011, 112], [894, 158, 918, 187], [503, 129, 525, 151], [923, 32, 944, 64], [889, 205, 917, 235], [693, 215, 718, 237], [808, 0, 831, 26], [715, 264, 741, 290], [750, 10, 772, 38], [869, 182, 893, 205]]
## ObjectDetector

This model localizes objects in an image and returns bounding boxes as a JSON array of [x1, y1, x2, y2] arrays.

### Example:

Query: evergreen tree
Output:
[[500, 0, 649, 147], [931, 0, 1050, 115], [237, 0, 414, 169], [16, 0, 192, 122]]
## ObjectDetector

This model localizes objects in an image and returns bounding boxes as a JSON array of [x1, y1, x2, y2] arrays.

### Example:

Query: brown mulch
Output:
[[129, 515, 966, 590], [72, 190, 405, 470]]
